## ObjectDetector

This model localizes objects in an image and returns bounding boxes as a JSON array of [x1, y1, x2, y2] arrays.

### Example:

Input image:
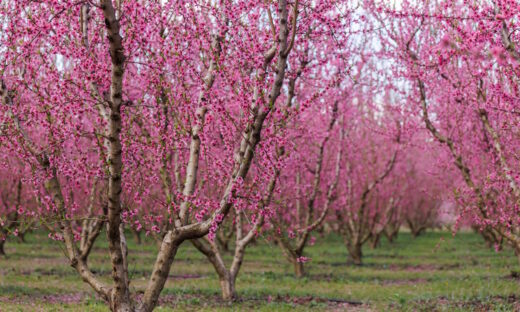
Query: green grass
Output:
[[0, 230, 518, 311]]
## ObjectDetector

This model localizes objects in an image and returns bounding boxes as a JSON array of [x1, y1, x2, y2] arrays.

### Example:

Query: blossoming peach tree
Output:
[[0, 0, 350, 310]]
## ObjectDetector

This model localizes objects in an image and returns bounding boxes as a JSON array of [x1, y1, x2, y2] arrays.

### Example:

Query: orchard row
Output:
[[0, 1, 519, 311]]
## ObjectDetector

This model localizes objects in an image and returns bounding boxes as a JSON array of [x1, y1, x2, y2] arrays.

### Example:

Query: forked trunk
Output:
[[276, 238, 306, 278], [370, 233, 381, 249], [495, 239, 503, 251], [478, 227, 502, 250], [192, 237, 240, 301], [483, 235, 494, 249], [384, 226, 399, 243], [410, 226, 425, 238], [386, 232, 395, 243]]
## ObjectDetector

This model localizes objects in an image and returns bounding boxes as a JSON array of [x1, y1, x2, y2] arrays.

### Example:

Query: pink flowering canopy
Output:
[[369, 0, 520, 243], [1, 0, 520, 310]]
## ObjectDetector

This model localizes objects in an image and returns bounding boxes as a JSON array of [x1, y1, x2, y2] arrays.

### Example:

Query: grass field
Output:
[[0, 230, 519, 311]]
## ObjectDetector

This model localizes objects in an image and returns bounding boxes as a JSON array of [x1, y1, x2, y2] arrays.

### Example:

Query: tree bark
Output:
[[100, 1, 132, 310], [44, 175, 111, 304], [411, 226, 426, 238], [478, 227, 503, 250], [191, 237, 237, 301], [384, 226, 399, 243], [0, 239, 5, 256], [370, 233, 381, 249], [132, 229, 142, 245], [17, 233, 26, 243], [138, 232, 180, 312], [219, 273, 236, 301], [348, 243, 363, 266], [514, 245, 520, 266], [293, 258, 305, 278]]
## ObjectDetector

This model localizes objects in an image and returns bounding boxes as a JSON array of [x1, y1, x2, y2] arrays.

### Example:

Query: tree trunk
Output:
[[514, 244, 520, 266], [384, 226, 399, 243], [132, 229, 142, 245], [370, 233, 380, 249], [17, 232, 26, 243], [391, 229, 399, 241], [100, 1, 133, 310], [111, 300, 133, 312], [496, 235, 504, 251], [478, 227, 502, 250], [407, 220, 422, 238], [191, 237, 240, 302], [294, 259, 305, 278], [219, 273, 236, 301], [483, 233, 494, 249], [348, 243, 363, 265], [274, 236, 306, 278], [0, 239, 5, 256], [410, 226, 425, 238], [139, 233, 180, 312], [386, 232, 396, 243], [107, 225, 133, 312]]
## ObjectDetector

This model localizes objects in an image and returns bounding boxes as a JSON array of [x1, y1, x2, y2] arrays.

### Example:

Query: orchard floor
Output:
[[0, 231, 519, 312]]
